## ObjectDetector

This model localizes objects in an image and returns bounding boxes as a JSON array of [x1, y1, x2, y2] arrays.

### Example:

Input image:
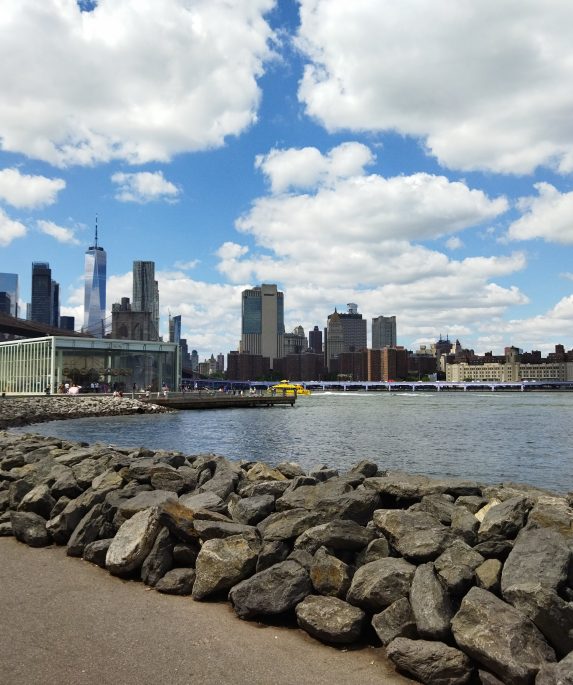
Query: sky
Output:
[[1, 0, 573, 362]]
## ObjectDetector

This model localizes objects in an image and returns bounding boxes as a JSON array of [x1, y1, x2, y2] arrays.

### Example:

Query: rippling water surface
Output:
[[14, 391, 573, 493]]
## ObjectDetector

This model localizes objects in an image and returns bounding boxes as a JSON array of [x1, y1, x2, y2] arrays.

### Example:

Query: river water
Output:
[[14, 391, 573, 494]]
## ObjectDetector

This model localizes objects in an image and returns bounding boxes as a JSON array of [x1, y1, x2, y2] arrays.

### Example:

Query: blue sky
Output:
[[2, 0, 573, 361]]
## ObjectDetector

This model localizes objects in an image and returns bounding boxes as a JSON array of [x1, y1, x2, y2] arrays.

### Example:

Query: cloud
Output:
[[37, 219, 80, 244], [445, 236, 463, 250], [0, 168, 65, 208], [174, 259, 200, 270], [0, 208, 27, 246], [255, 142, 374, 193], [296, 0, 573, 174], [0, 0, 275, 166], [112, 171, 180, 203], [507, 183, 573, 244]]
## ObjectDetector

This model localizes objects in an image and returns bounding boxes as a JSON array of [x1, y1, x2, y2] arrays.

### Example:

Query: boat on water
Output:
[[269, 380, 312, 396]]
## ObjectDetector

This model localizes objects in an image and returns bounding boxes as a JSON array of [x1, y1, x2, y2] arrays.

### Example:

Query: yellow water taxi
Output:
[[269, 380, 312, 396]]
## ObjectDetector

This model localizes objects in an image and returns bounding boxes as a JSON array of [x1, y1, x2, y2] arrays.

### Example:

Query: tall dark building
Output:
[[31, 262, 58, 326], [240, 284, 285, 368], [133, 261, 159, 338], [59, 316, 75, 331], [309, 325, 323, 354], [0, 273, 18, 317]]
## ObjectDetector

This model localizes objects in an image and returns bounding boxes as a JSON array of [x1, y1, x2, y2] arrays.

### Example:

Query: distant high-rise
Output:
[[132, 261, 159, 339], [372, 315, 397, 349], [31, 263, 57, 325], [326, 304, 367, 370], [83, 219, 107, 336], [0, 273, 19, 317], [309, 325, 323, 354], [169, 314, 181, 344], [191, 349, 199, 371], [240, 284, 285, 368], [59, 316, 75, 331]]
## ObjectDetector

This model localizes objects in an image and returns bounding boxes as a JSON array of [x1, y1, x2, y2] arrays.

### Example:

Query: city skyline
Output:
[[1, 1, 573, 361]]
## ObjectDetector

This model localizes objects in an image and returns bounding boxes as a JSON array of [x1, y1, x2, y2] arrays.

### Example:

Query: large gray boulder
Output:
[[386, 637, 473, 685], [309, 546, 353, 598], [394, 525, 456, 563], [295, 595, 365, 644], [17, 483, 56, 519], [293, 519, 376, 555], [346, 557, 415, 612], [434, 539, 485, 596], [106, 507, 162, 575], [503, 583, 573, 657], [410, 494, 457, 525], [371, 597, 417, 646], [410, 563, 454, 641], [140, 527, 174, 587], [178, 491, 227, 514], [82, 538, 113, 568], [256, 539, 290, 573], [257, 508, 323, 542], [10, 510, 50, 547], [475, 558, 502, 594], [228, 560, 312, 619], [535, 651, 573, 685], [192, 535, 258, 600], [365, 472, 447, 501], [478, 496, 532, 543], [230, 494, 275, 525], [155, 568, 196, 595], [193, 519, 258, 542], [372, 508, 443, 545], [66, 503, 104, 557], [46, 487, 108, 544], [450, 506, 479, 546], [451, 587, 556, 684], [118, 490, 177, 520], [501, 527, 571, 596]]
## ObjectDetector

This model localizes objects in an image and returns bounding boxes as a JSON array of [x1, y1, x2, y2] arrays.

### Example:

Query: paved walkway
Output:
[[0, 539, 412, 685]]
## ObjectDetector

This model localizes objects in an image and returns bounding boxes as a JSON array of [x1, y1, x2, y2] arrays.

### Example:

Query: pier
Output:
[[143, 393, 296, 410]]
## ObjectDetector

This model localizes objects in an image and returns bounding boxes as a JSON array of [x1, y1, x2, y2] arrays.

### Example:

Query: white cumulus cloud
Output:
[[112, 171, 180, 203], [0, 168, 65, 208], [0, 0, 275, 166], [296, 0, 573, 174], [0, 208, 27, 246], [508, 183, 573, 244], [37, 219, 80, 245]]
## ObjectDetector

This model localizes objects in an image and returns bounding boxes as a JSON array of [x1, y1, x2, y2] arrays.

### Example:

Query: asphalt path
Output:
[[0, 539, 413, 685]]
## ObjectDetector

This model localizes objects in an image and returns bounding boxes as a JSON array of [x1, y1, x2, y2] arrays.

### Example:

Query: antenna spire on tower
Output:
[[95, 215, 99, 248]]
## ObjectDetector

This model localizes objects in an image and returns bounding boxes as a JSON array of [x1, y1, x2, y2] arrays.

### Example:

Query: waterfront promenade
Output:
[[0, 538, 411, 685]]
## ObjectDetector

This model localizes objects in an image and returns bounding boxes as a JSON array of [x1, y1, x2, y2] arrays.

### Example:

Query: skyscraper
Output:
[[372, 315, 397, 349], [132, 261, 159, 339], [240, 284, 285, 367], [83, 219, 107, 336], [31, 263, 57, 325], [0, 273, 19, 317], [169, 314, 181, 344], [309, 325, 323, 354], [326, 304, 367, 369]]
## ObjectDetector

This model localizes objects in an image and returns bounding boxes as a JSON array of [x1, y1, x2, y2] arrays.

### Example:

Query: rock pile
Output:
[[0, 395, 169, 429], [1, 430, 572, 685]]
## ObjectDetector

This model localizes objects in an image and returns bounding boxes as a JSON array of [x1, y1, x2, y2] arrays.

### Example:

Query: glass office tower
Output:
[[83, 223, 107, 336], [0, 273, 19, 317]]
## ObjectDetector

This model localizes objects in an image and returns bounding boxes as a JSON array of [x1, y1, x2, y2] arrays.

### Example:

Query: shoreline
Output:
[[1, 397, 572, 683]]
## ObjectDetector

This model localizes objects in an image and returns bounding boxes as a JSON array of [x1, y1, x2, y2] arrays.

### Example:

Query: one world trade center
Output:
[[83, 219, 107, 336]]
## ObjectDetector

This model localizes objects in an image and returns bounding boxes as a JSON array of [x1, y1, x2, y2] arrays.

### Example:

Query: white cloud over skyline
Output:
[[112, 171, 180, 204], [0, 168, 65, 208]]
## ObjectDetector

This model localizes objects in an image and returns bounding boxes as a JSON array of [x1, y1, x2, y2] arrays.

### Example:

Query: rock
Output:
[[72, 458, 106, 489], [150, 469, 187, 494], [229, 560, 312, 619], [82, 538, 113, 567], [410, 494, 457, 525], [17, 483, 56, 519], [451, 587, 556, 684], [394, 525, 456, 563], [478, 496, 532, 543], [456, 495, 488, 514], [10, 511, 50, 547], [46, 488, 108, 544], [365, 472, 446, 502], [309, 466, 339, 482], [256, 540, 290, 572], [141, 527, 174, 587], [158, 501, 206, 543], [106, 507, 162, 575], [501, 527, 571, 596], [238, 480, 290, 499], [478, 670, 506, 685], [434, 540, 485, 595], [503, 583, 573, 657], [8, 479, 34, 509], [348, 459, 378, 478], [310, 546, 353, 598], [371, 597, 417, 646], [172, 542, 199, 567], [178, 491, 227, 514], [0, 521, 13, 536], [451, 506, 479, 546], [346, 557, 415, 613], [257, 508, 323, 541], [287, 549, 314, 571], [526, 496, 573, 538], [155, 568, 196, 595], [535, 651, 573, 685], [475, 558, 502, 594], [410, 563, 454, 641], [296, 595, 365, 644], [355, 536, 390, 566], [386, 637, 473, 685], [294, 519, 376, 555], [245, 463, 287, 482], [372, 508, 442, 545], [230, 494, 275, 526], [275, 462, 305, 478], [118, 490, 178, 520], [198, 460, 239, 500], [192, 535, 258, 600], [473, 538, 514, 560], [50, 468, 82, 499], [66, 503, 104, 557], [193, 519, 259, 542]]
